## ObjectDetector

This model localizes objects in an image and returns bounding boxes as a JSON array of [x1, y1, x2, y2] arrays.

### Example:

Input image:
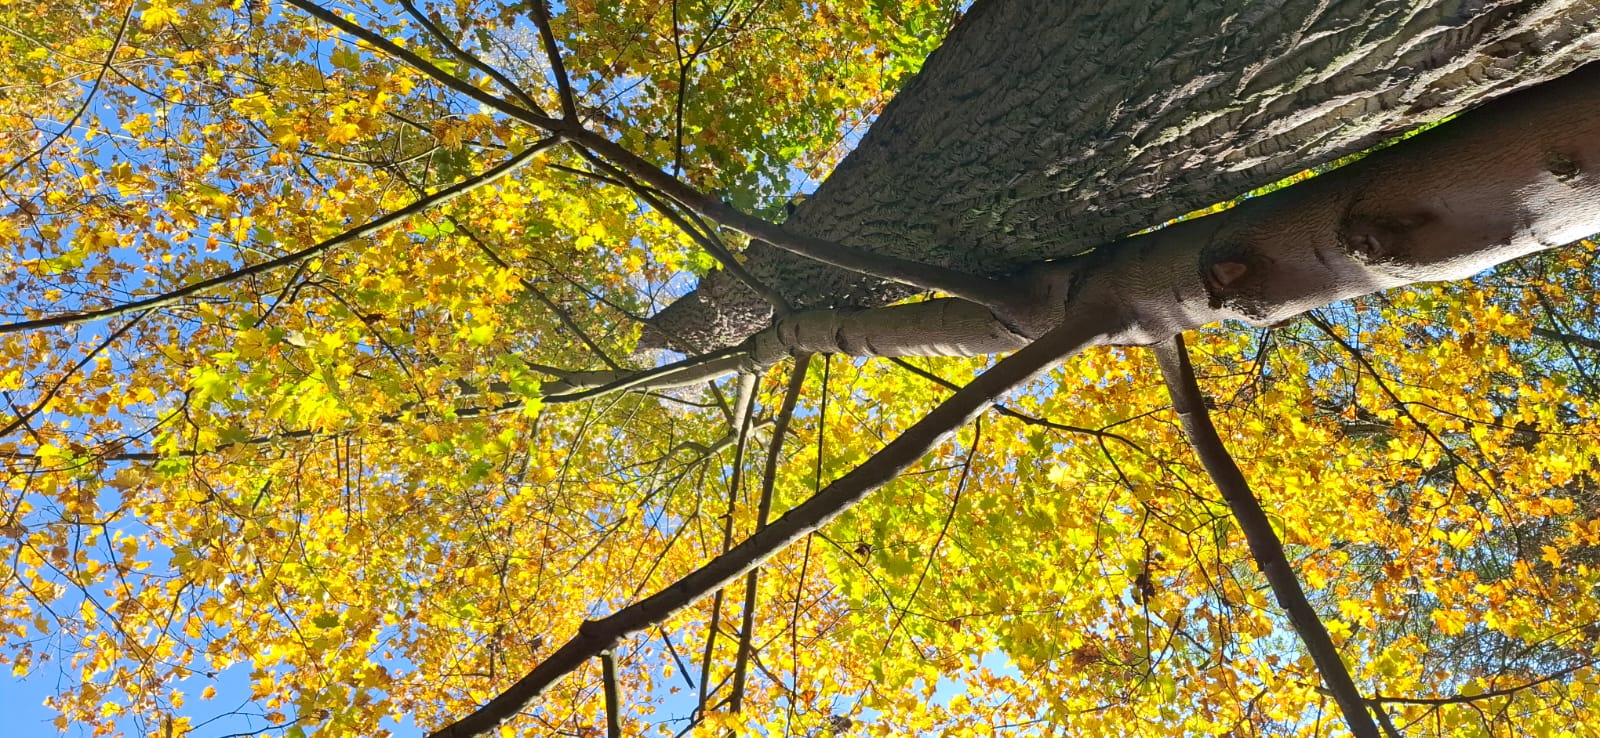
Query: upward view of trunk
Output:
[[645, 0, 1600, 353]]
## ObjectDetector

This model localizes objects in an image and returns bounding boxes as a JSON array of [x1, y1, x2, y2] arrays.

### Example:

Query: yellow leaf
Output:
[[140, 1, 180, 29]]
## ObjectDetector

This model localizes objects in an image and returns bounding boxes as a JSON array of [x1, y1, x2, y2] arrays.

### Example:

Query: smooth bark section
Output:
[[423, 318, 1107, 738], [1037, 59, 1600, 347], [1153, 336, 1387, 738], [599, 651, 621, 738], [747, 298, 1033, 364]]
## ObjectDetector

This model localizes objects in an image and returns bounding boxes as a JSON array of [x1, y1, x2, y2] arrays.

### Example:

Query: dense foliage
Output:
[[1, 1, 1597, 736]]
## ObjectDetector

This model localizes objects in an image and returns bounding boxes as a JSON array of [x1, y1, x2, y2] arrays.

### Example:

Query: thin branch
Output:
[[526, 0, 578, 121], [1, 309, 150, 438], [424, 317, 1102, 738], [0, 6, 132, 182], [1152, 335, 1388, 738], [729, 355, 811, 714], [280, 0, 559, 130], [413, 196, 624, 371], [882, 416, 981, 654], [1359, 657, 1598, 706], [786, 355, 828, 736], [600, 650, 622, 738], [1533, 326, 1600, 353], [1308, 313, 1488, 488], [695, 372, 758, 719], [541, 346, 748, 403], [1, 140, 558, 334], [659, 627, 696, 690], [888, 356, 1142, 449], [396, 0, 547, 117], [572, 147, 791, 313]]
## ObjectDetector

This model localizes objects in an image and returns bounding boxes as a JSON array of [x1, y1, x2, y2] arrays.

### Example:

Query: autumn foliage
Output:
[[1, 1, 1599, 737]]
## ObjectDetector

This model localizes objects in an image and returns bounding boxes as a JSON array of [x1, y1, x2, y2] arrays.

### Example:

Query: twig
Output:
[[1, 140, 558, 334], [2, 309, 150, 438]]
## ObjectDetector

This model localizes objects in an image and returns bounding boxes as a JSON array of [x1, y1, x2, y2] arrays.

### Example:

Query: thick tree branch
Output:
[[424, 316, 1104, 738], [1153, 335, 1388, 738]]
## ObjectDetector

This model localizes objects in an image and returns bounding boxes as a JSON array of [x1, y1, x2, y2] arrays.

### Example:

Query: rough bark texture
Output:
[[645, 0, 1600, 353]]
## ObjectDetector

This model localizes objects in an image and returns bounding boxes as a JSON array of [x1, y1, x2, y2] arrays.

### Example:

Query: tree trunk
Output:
[[644, 0, 1600, 353]]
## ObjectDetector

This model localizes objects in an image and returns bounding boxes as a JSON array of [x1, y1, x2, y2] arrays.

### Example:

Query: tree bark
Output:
[[645, 0, 1600, 353]]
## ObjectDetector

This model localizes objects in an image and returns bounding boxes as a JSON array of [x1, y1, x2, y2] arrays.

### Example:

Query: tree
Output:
[[2, 0, 1599, 736]]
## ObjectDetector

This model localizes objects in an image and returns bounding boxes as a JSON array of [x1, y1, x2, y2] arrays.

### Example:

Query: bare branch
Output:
[[424, 318, 1102, 738], [526, 0, 578, 121], [729, 355, 811, 714], [600, 650, 622, 738], [1152, 335, 1388, 738]]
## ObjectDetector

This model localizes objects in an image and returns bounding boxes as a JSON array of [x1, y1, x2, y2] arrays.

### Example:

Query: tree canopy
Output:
[[2, 1, 1600, 737]]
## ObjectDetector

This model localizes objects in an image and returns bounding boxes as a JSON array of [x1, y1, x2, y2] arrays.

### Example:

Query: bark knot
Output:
[[1200, 248, 1274, 320], [1338, 212, 1435, 266], [1547, 152, 1582, 182]]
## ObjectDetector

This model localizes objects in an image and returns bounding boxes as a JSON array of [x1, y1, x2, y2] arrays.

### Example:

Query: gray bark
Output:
[[644, 0, 1600, 354]]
